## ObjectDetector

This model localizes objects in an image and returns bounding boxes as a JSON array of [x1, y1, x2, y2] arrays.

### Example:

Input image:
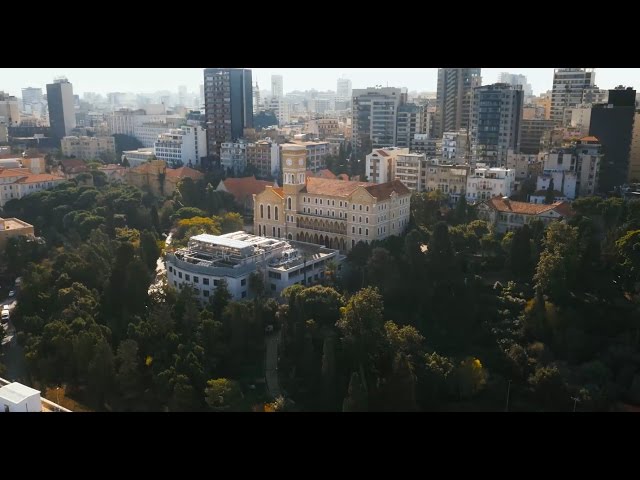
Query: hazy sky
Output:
[[1, 68, 639, 97]]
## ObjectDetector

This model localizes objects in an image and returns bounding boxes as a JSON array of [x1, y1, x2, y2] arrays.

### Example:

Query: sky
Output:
[[1, 68, 639, 97]]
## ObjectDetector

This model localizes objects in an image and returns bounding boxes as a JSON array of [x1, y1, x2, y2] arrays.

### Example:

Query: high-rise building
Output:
[[337, 78, 352, 100], [46, 78, 76, 140], [434, 68, 481, 138], [470, 83, 524, 167], [352, 87, 403, 159], [253, 81, 261, 114], [520, 119, 556, 154], [589, 86, 636, 192], [629, 111, 640, 182], [21, 87, 43, 110], [550, 68, 595, 124], [204, 68, 254, 157], [0, 92, 21, 126], [271, 75, 283, 99], [498, 73, 533, 98], [395, 104, 424, 148]]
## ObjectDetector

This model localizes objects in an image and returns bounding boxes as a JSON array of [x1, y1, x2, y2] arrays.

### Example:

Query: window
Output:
[[213, 279, 219, 286], [241, 278, 247, 286], [260, 204, 264, 218], [271, 283, 277, 291], [359, 216, 362, 223], [194, 276, 199, 283], [168, 266, 173, 273], [352, 226, 355, 233], [359, 205, 362, 211], [178, 272, 183, 279], [174, 281, 177, 286], [352, 215, 355, 221], [267, 205, 271, 219], [203, 278, 210, 285], [275, 206, 279, 220], [185, 274, 190, 281], [272, 226, 276, 236], [359, 227, 362, 234], [352, 204, 355, 210], [320, 199, 323, 205], [340, 201, 343, 207], [366, 217, 369, 224], [242, 291, 247, 298], [203, 290, 210, 297], [277, 227, 281, 237], [366, 228, 368, 236], [315, 198, 318, 204], [288, 197, 292, 209], [366, 206, 369, 212]]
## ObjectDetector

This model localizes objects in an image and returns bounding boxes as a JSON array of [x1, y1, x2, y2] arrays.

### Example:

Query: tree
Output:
[[342, 371, 368, 412], [510, 224, 533, 279], [534, 222, 580, 301], [140, 230, 161, 272], [122, 156, 130, 168], [87, 338, 116, 407], [113, 134, 143, 155], [150, 205, 161, 235], [544, 178, 555, 205], [211, 279, 232, 319], [454, 357, 488, 400], [220, 212, 244, 234], [528, 364, 568, 410], [615, 229, 640, 291], [454, 196, 469, 224], [115, 339, 142, 408], [205, 378, 242, 411]]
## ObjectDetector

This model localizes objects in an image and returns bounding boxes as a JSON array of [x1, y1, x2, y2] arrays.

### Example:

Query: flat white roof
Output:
[[191, 233, 252, 250], [0, 382, 40, 404]]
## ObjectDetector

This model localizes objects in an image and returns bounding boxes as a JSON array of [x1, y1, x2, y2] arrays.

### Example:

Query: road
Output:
[[148, 233, 172, 296], [265, 331, 282, 399], [1, 295, 27, 383], [1, 298, 17, 347]]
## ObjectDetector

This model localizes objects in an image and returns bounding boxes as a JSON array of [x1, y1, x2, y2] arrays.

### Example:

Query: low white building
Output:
[[165, 231, 342, 301], [365, 147, 410, 184], [154, 124, 207, 168], [466, 164, 516, 202], [122, 148, 155, 168], [0, 382, 41, 412]]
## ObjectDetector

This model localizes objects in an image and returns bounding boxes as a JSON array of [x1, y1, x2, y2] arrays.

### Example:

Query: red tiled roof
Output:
[[272, 187, 284, 198], [16, 173, 64, 183], [60, 159, 89, 174], [304, 177, 372, 197], [365, 179, 411, 200], [220, 176, 275, 203], [315, 169, 337, 179], [486, 197, 574, 217], [165, 166, 204, 180], [0, 168, 31, 178], [303, 177, 410, 200], [580, 136, 599, 143], [337, 174, 349, 181]]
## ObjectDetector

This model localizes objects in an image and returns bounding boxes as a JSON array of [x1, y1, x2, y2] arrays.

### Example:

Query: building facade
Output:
[[271, 75, 284, 99], [520, 119, 556, 154], [153, 124, 207, 168], [589, 87, 636, 192], [246, 140, 280, 178], [337, 78, 352, 101], [0, 217, 35, 251], [434, 68, 481, 138], [629, 111, 640, 182], [423, 159, 469, 203], [442, 130, 469, 162], [550, 68, 595, 124], [466, 164, 516, 202], [470, 83, 524, 167], [395, 103, 424, 149], [46, 78, 76, 140], [254, 145, 411, 252], [61, 136, 116, 161], [204, 68, 254, 156], [220, 142, 247, 174], [352, 87, 402, 159], [366, 147, 410, 185], [0, 168, 65, 207], [166, 231, 342, 301], [122, 148, 155, 167], [0, 92, 20, 126]]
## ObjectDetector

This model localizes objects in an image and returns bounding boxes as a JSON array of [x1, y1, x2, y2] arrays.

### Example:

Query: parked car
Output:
[[1, 310, 9, 323], [8, 290, 15, 298]]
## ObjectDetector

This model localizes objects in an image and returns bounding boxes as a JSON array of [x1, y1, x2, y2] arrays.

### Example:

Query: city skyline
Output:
[[2, 68, 639, 98]]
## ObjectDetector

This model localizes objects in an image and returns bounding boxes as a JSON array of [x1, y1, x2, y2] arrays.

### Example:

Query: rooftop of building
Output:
[[302, 177, 411, 199], [485, 197, 574, 216], [2, 217, 33, 230], [171, 231, 339, 274], [218, 176, 275, 202]]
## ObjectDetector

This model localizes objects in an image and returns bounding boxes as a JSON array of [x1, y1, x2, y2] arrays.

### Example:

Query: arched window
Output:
[[272, 226, 276, 237], [275, 206, 279, 221], [288, 197, 292, 210], [260, 204, 264, 219], [278, 227, 281, 237], [267, 205, 271, 219]]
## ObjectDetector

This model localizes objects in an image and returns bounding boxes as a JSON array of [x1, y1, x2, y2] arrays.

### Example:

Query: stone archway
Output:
[[314, 234, 319, 244], [319, 234, 324, 246], [334, 237, 340, 250]]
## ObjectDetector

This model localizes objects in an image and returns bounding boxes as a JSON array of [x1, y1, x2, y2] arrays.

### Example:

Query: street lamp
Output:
[[571, 396, 581, 412]]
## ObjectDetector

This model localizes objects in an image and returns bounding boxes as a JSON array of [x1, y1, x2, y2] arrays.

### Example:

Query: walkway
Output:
[[148, 233, 172, 296], [264, 331, 282, 399]]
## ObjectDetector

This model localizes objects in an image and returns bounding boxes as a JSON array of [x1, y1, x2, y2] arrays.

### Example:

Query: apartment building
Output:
[[61, 136, 116, 161], [466, 164, 516, 202]]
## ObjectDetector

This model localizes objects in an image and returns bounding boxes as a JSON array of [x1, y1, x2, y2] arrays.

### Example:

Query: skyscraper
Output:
[[550, 68, 595, 124], [46, 77, 76, 140], [337, 78, 352, 100], [21, 87, 43, 109], [470, 83, 524, 167], [434, 68, 481, 138], [498, 72, 533, 98], [0, 92, 20, 125], [271, 75, 283, 98], [352, 87, 403, 159], [589, 86, 636, 192], [204, 68, 254, 157]]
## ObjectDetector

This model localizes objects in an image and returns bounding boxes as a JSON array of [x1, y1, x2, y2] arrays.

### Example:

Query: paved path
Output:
[[148, 233, 172, 296], [265, 331, 282, 399]]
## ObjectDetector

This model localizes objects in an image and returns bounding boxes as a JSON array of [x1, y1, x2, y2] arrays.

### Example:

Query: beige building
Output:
[[532, 93, 552, 120], [246, 140, 279, 179], [366, 147, 410, 184], [317, 119, 340, 138], [477, 197, 574, 233], [0, 168, 65, 207], [254, 145, 411, 252], [423, 159, 469, 204], [629, 112, 640, 182], [126, 160, 203, 197], [61, 136, 116, 161], [0, 217, 35, 251]]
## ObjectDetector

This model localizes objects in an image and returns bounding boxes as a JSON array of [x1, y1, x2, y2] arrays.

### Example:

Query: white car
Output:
[[1, 310, 9, 323], [8, 291, 15, 298]]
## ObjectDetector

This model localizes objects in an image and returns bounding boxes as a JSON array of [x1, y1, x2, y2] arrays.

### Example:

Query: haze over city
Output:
[[1, 68, 639, 96]]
